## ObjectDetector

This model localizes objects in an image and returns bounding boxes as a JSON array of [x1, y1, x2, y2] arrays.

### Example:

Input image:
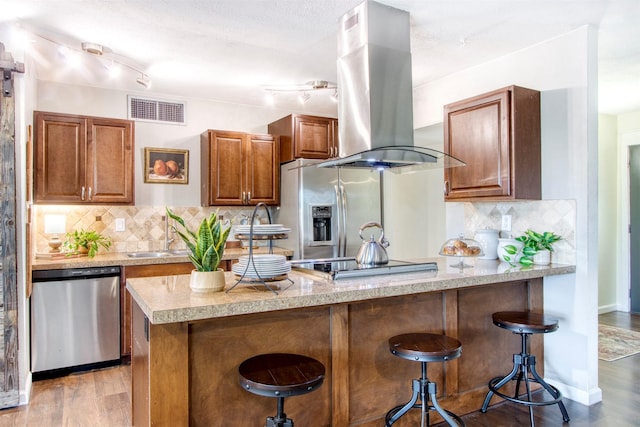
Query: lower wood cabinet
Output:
[[131, 278, 544, 426], [121, 262, 194, 358]]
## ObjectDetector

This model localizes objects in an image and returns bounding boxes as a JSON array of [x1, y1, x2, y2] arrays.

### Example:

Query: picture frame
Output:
[[144, 147, 189, 184]]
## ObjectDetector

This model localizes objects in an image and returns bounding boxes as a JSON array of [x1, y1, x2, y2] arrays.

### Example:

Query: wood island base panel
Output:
[[126, 258, 575, 426]]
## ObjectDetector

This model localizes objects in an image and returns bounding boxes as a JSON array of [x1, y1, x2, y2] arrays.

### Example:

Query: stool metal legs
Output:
[[481, 333, 570, 426], [265, 396, 293, 427], [385, 362, 465, 427]]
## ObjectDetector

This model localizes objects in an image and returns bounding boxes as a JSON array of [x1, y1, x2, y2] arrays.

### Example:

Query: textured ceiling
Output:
[[1, 0, 639, 116]]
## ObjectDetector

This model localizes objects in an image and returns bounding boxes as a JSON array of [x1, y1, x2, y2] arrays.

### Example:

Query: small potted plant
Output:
[[518, 229, 562, 265], [166, 207, 231, 292], [63, 229, 112, 258], [499, 229, 561, 266]]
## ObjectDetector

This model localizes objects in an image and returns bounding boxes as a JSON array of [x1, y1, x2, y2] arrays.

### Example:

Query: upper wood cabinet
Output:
[[201, 130, 280, 206], [443, 85, 541, 201], [34, 111, 135, 204], [268, 114, 338, 163]]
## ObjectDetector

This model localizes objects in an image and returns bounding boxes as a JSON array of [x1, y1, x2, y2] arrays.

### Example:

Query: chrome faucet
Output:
[[163, 216, 174, 251]]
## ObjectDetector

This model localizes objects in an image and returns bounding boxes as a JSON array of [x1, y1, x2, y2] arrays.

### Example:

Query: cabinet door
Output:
[[34, 112, 87, 203], [245, 134, 279, 205], [87, 118, 134, 204], [205, 131, 246, 205], [122, 262, 194, 357], [444, 86, 540, 201], [294, 115, 333, 159], [444, 90, 511, 200]]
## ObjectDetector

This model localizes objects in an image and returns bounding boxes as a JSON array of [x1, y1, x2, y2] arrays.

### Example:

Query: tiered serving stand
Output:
[[225, 202, 293, 294]]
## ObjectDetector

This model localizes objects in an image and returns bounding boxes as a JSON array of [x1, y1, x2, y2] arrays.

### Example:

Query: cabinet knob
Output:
[[444, 181, 450, 196], [81, 186, 85, 201], [88, 187, 93, 200], [247, 192, 251, 203], [242, 191, 246, 204]]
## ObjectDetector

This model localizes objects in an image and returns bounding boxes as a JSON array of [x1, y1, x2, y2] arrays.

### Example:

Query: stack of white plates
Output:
[[235, 224, 291, 235], [232, 254, 291, 279]]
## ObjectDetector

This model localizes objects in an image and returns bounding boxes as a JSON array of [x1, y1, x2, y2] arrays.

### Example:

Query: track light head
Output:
[[136, 73, 152, 89], [81, 42, 104, 55]]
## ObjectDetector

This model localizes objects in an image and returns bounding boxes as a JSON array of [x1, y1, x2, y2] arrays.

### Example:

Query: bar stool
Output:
[[385, 333, 465, 427], [480, 311, 570, 426], [239, 353, 325, 427]]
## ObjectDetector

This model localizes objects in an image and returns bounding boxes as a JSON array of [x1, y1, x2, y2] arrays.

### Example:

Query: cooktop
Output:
[[290, 258, 438, 280]]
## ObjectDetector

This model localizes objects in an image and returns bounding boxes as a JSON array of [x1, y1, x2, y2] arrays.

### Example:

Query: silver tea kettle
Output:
[[355, 222, 390, 266]]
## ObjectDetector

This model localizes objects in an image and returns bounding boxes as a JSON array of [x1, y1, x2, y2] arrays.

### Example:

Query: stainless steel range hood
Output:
[[318, 0, 464, 171]]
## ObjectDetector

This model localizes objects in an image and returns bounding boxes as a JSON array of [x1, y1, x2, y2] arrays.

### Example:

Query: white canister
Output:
[[474, 228, 499, 260]]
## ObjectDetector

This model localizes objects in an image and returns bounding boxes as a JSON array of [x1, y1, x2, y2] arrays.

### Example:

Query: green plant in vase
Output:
[[502, 229, 562, 266], [165, 207, 231, 272], [63, 229, 112, 258]]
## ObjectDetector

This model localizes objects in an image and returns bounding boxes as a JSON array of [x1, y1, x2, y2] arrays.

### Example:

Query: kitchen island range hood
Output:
[[318, 0, 464, 171]]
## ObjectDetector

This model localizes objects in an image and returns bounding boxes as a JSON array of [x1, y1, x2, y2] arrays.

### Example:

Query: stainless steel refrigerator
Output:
[[275, 158, 382, 260]]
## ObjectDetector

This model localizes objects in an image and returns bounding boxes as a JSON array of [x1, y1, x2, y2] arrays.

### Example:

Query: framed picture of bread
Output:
[[144, 147, 189, 184]]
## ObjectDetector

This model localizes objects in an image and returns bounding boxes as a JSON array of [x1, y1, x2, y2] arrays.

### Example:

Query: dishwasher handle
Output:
[[32, 266, 121, 282]]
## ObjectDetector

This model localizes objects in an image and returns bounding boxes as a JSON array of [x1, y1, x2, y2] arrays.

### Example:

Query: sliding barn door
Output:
[[0, 43, 23, 408]]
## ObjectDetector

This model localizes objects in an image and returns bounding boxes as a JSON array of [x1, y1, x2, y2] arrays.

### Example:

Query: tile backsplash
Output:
[[33, 205, 277, 255], [34, 199, 576, 265], [463, 199, 576, 265]]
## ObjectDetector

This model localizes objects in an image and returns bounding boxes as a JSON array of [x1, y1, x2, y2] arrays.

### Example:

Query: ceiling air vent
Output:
[[128, 95, 186, 125]]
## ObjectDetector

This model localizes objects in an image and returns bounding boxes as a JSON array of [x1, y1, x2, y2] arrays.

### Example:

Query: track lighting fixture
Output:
[[136, 73, 152, 89], [26, 32, 153, 89], [81, 42, 104, 55], [263, 80, 337, 106]]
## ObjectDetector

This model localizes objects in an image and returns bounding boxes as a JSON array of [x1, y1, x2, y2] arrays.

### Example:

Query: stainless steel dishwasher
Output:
[[31, 266, 121, 374]]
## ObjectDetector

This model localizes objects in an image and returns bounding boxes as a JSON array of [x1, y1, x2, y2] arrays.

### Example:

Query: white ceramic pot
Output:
[[474, 229, 499, 260], [190, 269, 226, 293], [533, 249, 551, 265], [497, 238, 524, 264]]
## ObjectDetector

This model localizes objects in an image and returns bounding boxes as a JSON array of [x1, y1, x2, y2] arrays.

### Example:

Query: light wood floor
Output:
[[0, 312, 637, 426]]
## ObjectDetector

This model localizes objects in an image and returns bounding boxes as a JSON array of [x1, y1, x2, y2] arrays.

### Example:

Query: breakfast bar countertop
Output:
[[126, 258, 575, 325]]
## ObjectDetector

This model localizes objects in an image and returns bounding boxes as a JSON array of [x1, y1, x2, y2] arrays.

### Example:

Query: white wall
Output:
[[403, 26, 601, 405], [598, 114, 618, 312]]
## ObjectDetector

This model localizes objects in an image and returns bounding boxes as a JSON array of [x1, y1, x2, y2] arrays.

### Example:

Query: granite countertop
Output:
[[31, 247, 294, 270], [126, 258, 576, 325]]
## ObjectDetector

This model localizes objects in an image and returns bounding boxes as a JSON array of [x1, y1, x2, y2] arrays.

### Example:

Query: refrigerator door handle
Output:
[[334, 184, 343, 256], [339, 184, 348, 257]]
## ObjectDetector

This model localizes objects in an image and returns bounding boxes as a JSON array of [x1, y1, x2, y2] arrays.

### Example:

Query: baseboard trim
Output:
[[546, 377, 602, 405]]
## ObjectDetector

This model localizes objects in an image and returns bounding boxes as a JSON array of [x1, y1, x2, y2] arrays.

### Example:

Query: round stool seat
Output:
[[389, 333, 462, 363], [492, 311, 559, 334], [239, 353, 325, 399]]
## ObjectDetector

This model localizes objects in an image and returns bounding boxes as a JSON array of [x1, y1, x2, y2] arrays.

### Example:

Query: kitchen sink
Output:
[[126, 250, 189, 258]]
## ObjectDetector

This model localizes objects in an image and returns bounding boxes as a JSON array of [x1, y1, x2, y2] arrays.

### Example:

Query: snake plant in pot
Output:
[[166, 207, 232, 292]]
